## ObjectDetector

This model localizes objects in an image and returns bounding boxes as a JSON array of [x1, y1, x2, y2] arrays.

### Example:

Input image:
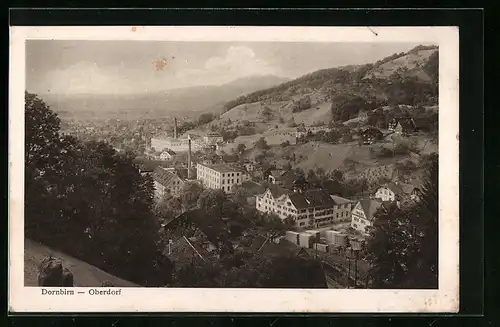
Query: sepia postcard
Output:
[[9, 26, 459, 313]]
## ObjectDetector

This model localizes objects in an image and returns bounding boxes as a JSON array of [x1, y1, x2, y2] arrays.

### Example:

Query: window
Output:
[[222, 186, 225, 191], [236, 179, 239, 183]]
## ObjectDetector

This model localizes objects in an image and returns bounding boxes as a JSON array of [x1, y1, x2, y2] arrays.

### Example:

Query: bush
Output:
[[255, 137, 270, 150], [292, 95, 312, 113], [281, 140, 290, 148]]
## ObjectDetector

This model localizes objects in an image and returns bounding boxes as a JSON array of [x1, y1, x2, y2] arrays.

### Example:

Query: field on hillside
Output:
[[289, 143, 354, 172], [364, 49, 437, 81], [24, 239, 137, 287]]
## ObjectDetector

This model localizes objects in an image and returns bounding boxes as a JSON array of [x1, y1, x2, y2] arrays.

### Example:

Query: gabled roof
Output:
[[357, 199, 383, 220], [221, 154, 239, 163], [398, 117, 417, 131], [400, 183, 419, 194], [383, 182, 405, 195], [288, 189, 336, 209], [161, 149, 176, 156], [165, 209, 230, 247], [267, 185, 292, 199], [152, 167, 181, 186], [330, 195, 352, 205], [269, 169, 287, 179], [361, 126, 383, 134]]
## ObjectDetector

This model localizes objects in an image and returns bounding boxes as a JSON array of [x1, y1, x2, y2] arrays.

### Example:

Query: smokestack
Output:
[[174, 118, 178, 139], [187, 136, 192, 179]]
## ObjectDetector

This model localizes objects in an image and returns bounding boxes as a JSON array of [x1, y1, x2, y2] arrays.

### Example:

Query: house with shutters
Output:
[[389, 117, 418, 136], [350, 199, 384, 234], [159, 149, 176, 161], [255, 186, 351, 228], [374, 182, 422, 203]]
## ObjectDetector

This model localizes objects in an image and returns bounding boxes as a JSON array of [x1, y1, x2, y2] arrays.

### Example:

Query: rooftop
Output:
[[330, 195, 353, 205], [289, 189, 336, 209], [357, 199, 384, 220], [161, 149, 177, 156], [152, 167, 181, 186], [198, 163, 244, 173], [267, 184, 293, 199], [24, 239, 137, 287]]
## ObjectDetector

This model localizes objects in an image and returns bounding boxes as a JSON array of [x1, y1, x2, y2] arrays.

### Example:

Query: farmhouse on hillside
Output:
[[360, 126, 383, 144], [374, 181, 422, 203]]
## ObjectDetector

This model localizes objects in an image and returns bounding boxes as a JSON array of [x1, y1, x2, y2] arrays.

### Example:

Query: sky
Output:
[[26, 41, 422, 95]]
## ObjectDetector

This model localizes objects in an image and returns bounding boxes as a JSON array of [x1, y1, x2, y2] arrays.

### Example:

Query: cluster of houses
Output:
[[360, 116, 421, 145], [148, 133, 422, 236], [256, 170, 421, 234]]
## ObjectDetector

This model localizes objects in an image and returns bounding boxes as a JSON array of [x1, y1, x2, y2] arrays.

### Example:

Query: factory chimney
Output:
[[174, 118, 178, 139], [187, 135, 192, 179]]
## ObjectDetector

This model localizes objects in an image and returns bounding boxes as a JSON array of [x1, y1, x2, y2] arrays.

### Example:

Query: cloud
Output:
[[174, 46, 284, 86], [44, 61, 138, 94], [39, 46, 284, 94]]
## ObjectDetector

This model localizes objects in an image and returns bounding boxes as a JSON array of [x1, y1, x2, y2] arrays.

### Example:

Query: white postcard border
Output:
[[9, 26, 459, 313]]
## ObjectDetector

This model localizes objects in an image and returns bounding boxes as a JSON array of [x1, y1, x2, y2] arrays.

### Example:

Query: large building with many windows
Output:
[[255, 186, 354, 229], [196, 163, 248, 194]]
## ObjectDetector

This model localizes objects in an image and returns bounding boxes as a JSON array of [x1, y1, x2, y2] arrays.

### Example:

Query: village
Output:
[[24, 42, 439, 290], [140, 115, 429, 288]]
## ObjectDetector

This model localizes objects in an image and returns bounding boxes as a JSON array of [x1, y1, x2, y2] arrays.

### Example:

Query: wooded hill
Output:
[[216, 45, 438, 128]]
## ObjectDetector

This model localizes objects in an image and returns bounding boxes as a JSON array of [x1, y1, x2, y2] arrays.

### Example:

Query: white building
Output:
[[203, 133, 224, 145], [374, 182, 421, 203], [196, 163, 248, 194], [159, 149, 176, 161], [255, 187, 351, 229], [329, 195, 354, 223], [151, 136, 202, 153], [350, 199, 385, 234]]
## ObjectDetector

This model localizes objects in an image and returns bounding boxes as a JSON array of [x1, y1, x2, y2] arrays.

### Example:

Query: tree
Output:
[[198, 113, 215, 125], [255, 137, 270, 150], [329, 169, 344, 182], [197, 189, 227, 218], [365, 155, 438, 289], [231, 185, 249, 205], [25, 92, 172, 287], [261, 213, 287, 240], [236, 143, 246, 154], [261, 106, 273, 122]]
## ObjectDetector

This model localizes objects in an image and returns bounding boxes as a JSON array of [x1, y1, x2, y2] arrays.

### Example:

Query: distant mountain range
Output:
[[183, 44, 438, 138], [37, 75, 290, 121]]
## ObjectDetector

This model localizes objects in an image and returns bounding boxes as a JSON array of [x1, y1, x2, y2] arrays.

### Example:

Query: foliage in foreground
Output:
[[25, 92, 172, 286], [365, 153, 438, 289]]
